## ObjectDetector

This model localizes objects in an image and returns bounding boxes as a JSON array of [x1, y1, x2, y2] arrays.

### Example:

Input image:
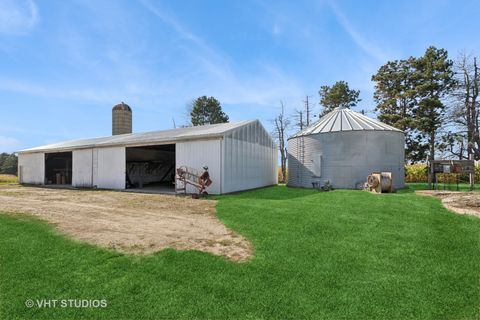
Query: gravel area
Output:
[[0, 185, 252, 261]]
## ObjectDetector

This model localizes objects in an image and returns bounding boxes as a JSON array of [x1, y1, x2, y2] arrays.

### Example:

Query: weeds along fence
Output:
[[279, 164, 478, 184], [405, 164, 480, 183], [277, 167, 288, 183]]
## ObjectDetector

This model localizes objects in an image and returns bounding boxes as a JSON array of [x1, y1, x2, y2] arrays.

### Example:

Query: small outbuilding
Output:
[[287, 106, 405, 189], [18, 104, 277, 194]]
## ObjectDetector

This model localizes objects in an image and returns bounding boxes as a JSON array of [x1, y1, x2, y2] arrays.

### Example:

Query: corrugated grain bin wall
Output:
[[287, 107, 405, 189]]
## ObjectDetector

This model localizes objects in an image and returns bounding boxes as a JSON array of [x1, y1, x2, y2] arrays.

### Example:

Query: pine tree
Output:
[[372, 58, 429, 163], [413, 46, 455, 161], [190, 96, 229, 126], [318, 81, 361, 116]]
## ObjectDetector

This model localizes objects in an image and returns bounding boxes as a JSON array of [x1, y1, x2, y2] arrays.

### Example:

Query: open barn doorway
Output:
[[45, 152, 72, 185], [125, 144, 176, 193]]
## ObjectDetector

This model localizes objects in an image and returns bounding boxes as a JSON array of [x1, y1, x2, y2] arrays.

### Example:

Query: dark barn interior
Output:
[[45, 152, 72, 185], [125, 144, 176, 191]]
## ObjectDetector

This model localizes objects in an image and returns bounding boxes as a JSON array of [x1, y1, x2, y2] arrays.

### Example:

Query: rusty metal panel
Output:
[[430, 160, 475, 174]]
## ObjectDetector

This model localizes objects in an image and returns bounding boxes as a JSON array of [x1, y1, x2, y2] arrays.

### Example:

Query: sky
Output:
[[1, 0, 480, 152]]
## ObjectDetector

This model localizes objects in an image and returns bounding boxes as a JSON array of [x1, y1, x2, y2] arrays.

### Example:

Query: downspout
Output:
[[91, 148, 94, 187], [220, 138, 223, 194]]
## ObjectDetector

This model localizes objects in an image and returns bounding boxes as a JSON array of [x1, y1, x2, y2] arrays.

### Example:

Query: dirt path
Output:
[[0, 185, 252, 261], [415, 190, 480, 218]]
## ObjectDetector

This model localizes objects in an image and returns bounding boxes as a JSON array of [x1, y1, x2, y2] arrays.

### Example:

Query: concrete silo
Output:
[[112, 102, 132, 135], [287, 106, 405, 189]]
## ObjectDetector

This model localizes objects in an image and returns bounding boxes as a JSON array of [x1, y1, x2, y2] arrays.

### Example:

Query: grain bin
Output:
[[112, 102, 132, 135], [287, 106, 405, 189]]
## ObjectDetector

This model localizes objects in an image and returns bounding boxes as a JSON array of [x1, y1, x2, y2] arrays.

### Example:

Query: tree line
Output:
[[373, 46, 454, 163], [0, 153, 18, 175], [374, 46, 480, 164]]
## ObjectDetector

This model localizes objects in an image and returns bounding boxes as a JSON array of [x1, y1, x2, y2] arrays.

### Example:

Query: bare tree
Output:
[[446, 52, 480, 159], [292, 95, 316, 132], [272, 101, 290, 183], [292, 109, 305, 132], [303, 95, 315, 126]]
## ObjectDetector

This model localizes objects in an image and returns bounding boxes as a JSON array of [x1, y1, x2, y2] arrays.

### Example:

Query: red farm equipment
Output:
[[175, 166, 212, 198]]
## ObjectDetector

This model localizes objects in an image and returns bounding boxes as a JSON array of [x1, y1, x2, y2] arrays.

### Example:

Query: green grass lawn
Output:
[[0, 186, 479, 319]]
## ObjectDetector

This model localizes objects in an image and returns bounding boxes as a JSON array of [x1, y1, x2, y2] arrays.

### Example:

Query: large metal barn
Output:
[[17, 106, 277, 195], [287, 106, 405, 189]]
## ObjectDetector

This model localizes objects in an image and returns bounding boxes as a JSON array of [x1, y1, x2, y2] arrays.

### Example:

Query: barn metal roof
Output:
[[289, 107, 402, 139], [19, 120, 256, 154]]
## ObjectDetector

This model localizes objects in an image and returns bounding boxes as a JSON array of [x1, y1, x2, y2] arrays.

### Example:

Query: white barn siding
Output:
[[176, 139, 221, 194], [18, 153, 44, 184], [72, 149, 94, 188], [96, 147, 125, 189], [222, 121, 277, 193]]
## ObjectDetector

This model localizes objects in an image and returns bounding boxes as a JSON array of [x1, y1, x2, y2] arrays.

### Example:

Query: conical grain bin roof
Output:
[[290, 106, 401, 139]]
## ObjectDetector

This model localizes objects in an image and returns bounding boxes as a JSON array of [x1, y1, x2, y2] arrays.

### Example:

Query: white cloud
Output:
[[330, 3, 389, 63], [0, 135, 20, 148], [139, 1, 305, 107], [0, 0, 38, 35], [272, 23, 282, 36], [0, 78, 117, 102], [0, 0, 306, 121], [138, 0, 219, 58]]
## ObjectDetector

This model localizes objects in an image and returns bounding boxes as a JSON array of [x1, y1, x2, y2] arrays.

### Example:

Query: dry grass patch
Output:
[[0, 174, 17, 184], [0, 185, 252, 261], [416, 190, 480, 218]]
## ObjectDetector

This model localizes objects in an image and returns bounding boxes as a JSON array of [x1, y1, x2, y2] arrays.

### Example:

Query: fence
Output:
[[406, 164, 480, 183]]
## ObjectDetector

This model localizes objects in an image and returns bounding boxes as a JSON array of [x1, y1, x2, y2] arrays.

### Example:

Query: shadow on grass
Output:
[[396, 184, 428, 194]]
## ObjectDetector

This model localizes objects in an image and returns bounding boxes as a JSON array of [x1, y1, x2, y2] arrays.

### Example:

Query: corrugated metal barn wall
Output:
[[222, 120, 277, 193], [19, 147, 125, 189], [18, 153, 45, 184], [73, 147, 125, 189], [288, 131, 405, 189], [96, 147, 126, 189], [176, 139, 222, 194], [72, 149, 94, 188]]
